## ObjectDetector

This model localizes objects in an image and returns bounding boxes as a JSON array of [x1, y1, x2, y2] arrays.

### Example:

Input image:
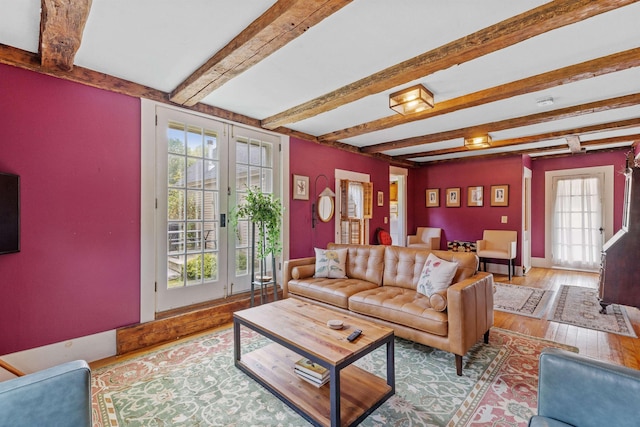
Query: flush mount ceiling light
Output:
[[464, 134, 492, 149], [389, 84, 434, 115]]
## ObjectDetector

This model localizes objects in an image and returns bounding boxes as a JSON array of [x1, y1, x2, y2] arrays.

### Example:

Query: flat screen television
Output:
[[0, 172, 20, 254]]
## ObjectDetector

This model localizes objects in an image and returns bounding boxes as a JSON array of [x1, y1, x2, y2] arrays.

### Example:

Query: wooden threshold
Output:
[[116, 289, 282, 355]]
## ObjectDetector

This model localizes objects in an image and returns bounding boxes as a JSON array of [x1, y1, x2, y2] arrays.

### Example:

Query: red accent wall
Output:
[[288, 137, 389, 258], [529, 150, 627, 258], [0, 64, 141, 354], [408, 156, 524, 264]]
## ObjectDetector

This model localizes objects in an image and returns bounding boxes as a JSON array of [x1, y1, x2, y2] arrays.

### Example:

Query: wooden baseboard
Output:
[[116, 289, 282, 355]]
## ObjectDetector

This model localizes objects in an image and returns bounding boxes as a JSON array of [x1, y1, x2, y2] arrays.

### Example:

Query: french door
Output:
[[551, 173, 604, 271], [155, 107, 279, 311]]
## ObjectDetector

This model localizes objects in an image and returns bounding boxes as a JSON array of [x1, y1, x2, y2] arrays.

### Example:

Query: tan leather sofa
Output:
[[283, 243, 494, 376]]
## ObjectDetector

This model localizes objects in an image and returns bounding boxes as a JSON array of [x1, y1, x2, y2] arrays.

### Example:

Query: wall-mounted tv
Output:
[[0, 172, 20, 254]]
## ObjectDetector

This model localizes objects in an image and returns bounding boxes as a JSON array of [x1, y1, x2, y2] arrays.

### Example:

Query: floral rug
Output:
[[493, 283, 555, 318], [548, 285, 637, 338], [92, 327, 574, 427]]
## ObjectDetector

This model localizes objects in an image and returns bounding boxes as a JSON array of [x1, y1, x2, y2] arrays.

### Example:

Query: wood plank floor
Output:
[[93, 267, 640, 370], [493, 267, 640, 369]]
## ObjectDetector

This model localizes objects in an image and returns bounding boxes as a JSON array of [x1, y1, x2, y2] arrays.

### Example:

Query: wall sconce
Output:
[[312, 174, 336, 228], [389, 84, 434, 115], [464, 134, 492, 149]]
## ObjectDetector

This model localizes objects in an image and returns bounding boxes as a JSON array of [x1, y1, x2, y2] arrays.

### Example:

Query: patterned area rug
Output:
[[92, 327, 574, 427], [92, 328, 575, 427], [493, 283, 555, 318], [548, 285, 637, 338]]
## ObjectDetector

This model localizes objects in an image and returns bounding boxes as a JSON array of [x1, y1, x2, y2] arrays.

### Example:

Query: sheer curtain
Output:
[[552, 175, 603, 270]]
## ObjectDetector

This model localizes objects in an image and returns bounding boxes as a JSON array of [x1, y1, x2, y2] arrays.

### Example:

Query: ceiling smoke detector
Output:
[[536, 97, 554, 107]]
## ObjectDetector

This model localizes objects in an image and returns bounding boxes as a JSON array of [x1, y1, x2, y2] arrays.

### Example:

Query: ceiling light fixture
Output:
[[464, 134, 492, 149], [389, 84, 434, 115], [536, 97, 554, 107]]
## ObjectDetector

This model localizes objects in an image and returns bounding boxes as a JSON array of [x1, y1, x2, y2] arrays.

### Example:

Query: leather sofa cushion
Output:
[[328, 243, 385, 285], [383, 246, 478, 290], [291, 264, 315, 280], [287, 277, 379, 309], [348, 286, 448, 336]]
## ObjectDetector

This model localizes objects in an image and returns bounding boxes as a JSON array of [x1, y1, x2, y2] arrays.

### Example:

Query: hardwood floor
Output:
[[94, 267, 640, 370], [493, 267, 640, 369]]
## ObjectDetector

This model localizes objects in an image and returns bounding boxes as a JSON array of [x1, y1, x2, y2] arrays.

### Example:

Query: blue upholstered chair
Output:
[[0, 360, 92, 427], [529, 348, 640, 427]]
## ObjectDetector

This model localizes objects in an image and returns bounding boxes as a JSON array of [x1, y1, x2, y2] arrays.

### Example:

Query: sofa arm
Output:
[[529, 348, 640, 427], [282, 257, 316, 298], [407, 235, 418, 245], [446, 272, 494, 357], [508, 240, 517, 258], [0, 360, 91, 427]]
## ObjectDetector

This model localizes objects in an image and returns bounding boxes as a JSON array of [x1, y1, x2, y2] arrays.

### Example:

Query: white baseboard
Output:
[[531, 257, 552, 268], [0, 330, 116, 381]]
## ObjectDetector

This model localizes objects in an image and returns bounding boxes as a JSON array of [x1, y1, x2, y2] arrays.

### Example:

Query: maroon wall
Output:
[[529, 150, 628, 258], [408, 156, 524, 264], [0, 64, 141, 354], [288, 137, 390, 258]]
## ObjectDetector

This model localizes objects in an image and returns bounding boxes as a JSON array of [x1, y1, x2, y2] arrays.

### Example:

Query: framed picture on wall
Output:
[[377, 191, 384, 206], [293, 175, 309, 200], [426, 188, 439, 207], [491, 184, 509, 206], [468, 186, 484, 207], [446, 187, 461, 207]]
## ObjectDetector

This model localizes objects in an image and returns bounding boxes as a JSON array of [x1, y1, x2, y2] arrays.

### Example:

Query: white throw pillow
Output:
[[314, 248, 348, 279], [417, 253, 458, 297]]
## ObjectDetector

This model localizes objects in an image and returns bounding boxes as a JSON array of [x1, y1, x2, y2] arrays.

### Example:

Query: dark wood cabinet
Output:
[[599, 163, 640, 312]]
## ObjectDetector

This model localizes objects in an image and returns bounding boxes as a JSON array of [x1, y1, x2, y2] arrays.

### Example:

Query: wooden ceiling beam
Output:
[[319, 47, 640, 143], [39, 0, 92, 72], [261, 0, 637, 130], [396, 121, 640, 160], [0, 43, 413, 168], [170, 0, 352, 106], [363, 92, 640, 154]]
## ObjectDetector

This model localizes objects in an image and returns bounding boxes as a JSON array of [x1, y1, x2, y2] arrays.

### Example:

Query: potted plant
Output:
[[230, 186, 283, 260]]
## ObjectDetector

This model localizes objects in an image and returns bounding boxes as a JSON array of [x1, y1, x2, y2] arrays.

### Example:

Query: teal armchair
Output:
[[529, 348, 640, 427], [0, 360, 91, 427]]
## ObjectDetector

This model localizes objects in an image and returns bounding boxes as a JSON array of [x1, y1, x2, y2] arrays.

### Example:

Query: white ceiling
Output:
[[1, 0, 639, 164]]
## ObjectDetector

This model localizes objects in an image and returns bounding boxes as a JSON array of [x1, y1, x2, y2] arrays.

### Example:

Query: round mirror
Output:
[[317, 195, 334, 223]]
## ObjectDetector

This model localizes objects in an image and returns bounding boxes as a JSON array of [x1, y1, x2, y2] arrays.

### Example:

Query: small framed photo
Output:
[[293, 175, 309, 200], [426, 188, 439, 207], [491, 184, 509, 206], [446, 188, 461, 207], [468, 186, 484, 207], [377, 191, 384, 206]]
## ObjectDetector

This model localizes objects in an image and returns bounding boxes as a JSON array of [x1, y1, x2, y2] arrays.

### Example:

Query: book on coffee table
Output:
[[294, 368, 330, 387], [294, 357, 329, 380]]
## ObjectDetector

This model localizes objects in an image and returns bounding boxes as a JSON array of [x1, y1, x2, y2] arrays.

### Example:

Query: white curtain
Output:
[[552, 175, 603, 270]]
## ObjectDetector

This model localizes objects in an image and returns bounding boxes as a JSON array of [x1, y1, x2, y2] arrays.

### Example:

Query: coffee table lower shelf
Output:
[[237, 343, 393, 427]]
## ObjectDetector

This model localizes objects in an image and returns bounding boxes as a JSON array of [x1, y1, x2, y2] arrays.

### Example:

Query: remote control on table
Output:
[[347, 329, 362, 342]]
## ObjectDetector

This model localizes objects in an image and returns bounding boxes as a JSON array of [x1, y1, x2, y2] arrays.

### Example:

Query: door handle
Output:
[[221, 213, 226, 227]]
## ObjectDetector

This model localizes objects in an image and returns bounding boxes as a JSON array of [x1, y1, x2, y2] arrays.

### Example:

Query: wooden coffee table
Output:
[[233, 298, 395, 427]]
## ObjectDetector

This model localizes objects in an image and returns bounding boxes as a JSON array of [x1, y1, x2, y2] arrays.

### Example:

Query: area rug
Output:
[[91, 327, 575, 427], [493, 283, 555, 319], [548, 285, 637, 338]]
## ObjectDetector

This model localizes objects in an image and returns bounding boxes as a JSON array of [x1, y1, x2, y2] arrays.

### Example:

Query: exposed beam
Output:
[[362, 92, 640, 154], [319, 47, 640, 143], [396, 118, 640, 160], [39, 0, 92, 72], [423, 139, 632, 165], [261, 0, 638, 130], [0, 43, 412, 168], [170, 0, 352, 106]]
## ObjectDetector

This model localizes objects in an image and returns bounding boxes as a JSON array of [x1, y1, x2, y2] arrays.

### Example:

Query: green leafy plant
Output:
[[230, 186, 283, 259]]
